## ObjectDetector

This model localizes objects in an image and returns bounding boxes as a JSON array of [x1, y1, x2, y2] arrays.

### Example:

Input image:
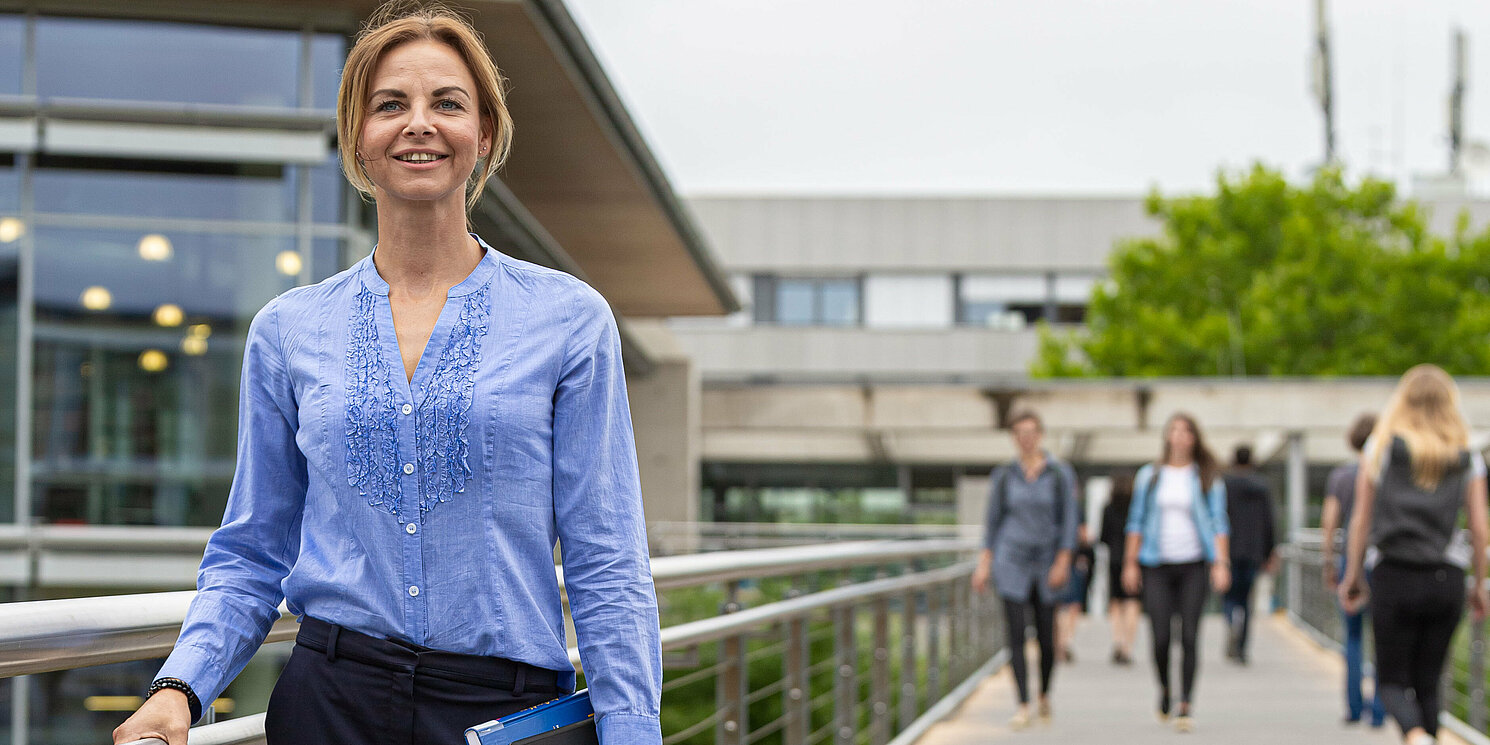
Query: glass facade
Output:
[[751, 275, 862, 326], [0, 12, 362, 743]]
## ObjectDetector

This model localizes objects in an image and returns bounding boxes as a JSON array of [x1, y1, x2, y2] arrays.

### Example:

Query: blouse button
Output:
[[406, 522, 418, 535], [403, 463, 415, 475], [401, 403, 413, 415], [408, 585, 420, 597]]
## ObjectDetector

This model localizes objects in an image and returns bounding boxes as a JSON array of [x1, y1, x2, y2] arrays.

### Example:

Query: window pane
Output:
[[311, 159, 348, 224], [0, 15, 22, 96], [775, 279, 815, 326], [30, 228, 339, 525], [36, 17, 300, 107], [819, 279, 860, 326], [0, 160, 18, 211], [35, 161, 295, 222], [310, 33, 347, 110]]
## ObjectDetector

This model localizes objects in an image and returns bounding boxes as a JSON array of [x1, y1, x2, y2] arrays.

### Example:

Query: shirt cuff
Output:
[[598, 712, 662, 745], [155, 643, 222, 723]]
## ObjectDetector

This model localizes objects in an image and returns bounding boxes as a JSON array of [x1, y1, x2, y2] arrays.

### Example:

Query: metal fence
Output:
[[0, 538, 1002, 745], [1279, 530, 1490, 744]]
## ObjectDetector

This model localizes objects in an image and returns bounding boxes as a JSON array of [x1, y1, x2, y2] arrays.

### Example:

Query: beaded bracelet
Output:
[[147, 677, 203, 723]]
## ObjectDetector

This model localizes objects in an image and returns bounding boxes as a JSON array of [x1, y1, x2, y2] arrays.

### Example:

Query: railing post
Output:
[[870, 596, 891, 745], [899, 589, 917, 731], [834, 604, 859, 745], [947, 579, 965, 683], [717, 633, 747, 745], [1471, 612, 1487, 732], [784, 617, 809, 745], [1286, 432, 1306, 617], [926, 584, 942, 705]]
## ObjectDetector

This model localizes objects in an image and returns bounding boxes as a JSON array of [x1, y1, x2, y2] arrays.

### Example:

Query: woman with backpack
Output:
[[972, 408, 1079, 730], [1122, 413, 1230, 733], [1340, 365, 1490, 745]]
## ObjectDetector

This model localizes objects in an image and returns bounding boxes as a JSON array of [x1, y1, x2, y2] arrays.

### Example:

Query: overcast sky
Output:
[[565, 0, 1490, 197]]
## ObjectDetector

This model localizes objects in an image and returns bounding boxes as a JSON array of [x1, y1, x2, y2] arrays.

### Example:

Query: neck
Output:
[[1020, 450, 1044, 465], [372, 196, 481, 295], [1167, 457, 1194, 468]]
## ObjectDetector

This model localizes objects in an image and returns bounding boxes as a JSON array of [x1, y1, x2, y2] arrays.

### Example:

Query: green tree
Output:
[[1033, 165, 1490, 377]]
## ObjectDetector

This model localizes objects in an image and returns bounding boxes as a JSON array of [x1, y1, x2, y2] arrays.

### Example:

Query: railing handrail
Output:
[[0, 539, 976, 679]]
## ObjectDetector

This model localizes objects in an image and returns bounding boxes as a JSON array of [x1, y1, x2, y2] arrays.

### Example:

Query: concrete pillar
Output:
[[627, 356, 701, 555], [1286, 431, 1306, 614], [956, 474, 990, 537]]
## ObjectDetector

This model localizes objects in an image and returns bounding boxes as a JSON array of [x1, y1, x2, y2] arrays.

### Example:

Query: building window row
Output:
[[744, 272, 1097, 329]]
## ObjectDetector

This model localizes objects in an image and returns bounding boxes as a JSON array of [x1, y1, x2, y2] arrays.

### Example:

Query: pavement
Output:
[[913, 611, 1437, 745]]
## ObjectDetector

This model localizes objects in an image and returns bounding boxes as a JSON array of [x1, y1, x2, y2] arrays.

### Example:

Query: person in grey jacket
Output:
[[972, 409, 1079, 730]]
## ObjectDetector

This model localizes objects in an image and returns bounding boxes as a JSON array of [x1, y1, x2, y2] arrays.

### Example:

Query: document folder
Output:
[[464, 689, 598, 745]]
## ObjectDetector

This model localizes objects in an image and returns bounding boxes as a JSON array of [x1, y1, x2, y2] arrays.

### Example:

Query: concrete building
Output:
[[0, 1, 732, 740], [673, 196, 1490, 526]]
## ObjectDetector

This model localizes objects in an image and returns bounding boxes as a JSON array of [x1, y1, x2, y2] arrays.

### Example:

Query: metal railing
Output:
[[647, 523, 974, 556], [0, 538, 999, 745], [1280, 530, 1490, 745]]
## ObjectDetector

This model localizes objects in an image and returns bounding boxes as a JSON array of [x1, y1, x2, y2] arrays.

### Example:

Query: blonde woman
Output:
[[1341, 365, 1490, 745], [114, 5, 660, 744]]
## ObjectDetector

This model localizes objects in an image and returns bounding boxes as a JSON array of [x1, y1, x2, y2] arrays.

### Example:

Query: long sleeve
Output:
[[1208, 479, 1231, 536], [551, 284, 662, 745], [1261, 485, 1277, 558], [1125, 465, 1152, 536], [1058, 462, 1080, 552], [156, 299, 307, 714], [983, 467, 1005, 554]]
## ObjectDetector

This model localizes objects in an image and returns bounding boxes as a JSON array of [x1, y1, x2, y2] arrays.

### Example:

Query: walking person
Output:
[[1100, 470, 1140, 666], [1122, 413, 1230, 733], [972, 409, 1079, 730], [1341, 365, 1490, 745], [1055, 521, 1096, 664], [1320, 413, 1386, 727], [1221, 445, 1277, 665], [113, 6, 661, 744]]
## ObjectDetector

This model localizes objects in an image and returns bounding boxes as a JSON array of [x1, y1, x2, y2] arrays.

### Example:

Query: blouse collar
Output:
[[359, 234, 500, 298]]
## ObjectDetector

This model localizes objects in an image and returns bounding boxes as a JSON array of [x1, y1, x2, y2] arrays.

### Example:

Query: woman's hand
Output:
[[1121, 561, 1142, 595], [113, 689, 190, 745], [1338, 572, 1369, 614], [1471, 584, 1490, 624], [1046, 555, 1071, 590], [971, 560, 991, 594], [1321, 559, 1338, 590], [1210, 562, 1231, 594]]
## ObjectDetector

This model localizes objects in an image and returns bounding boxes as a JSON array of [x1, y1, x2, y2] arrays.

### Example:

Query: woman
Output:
[[1122, 413, 1230, 733], [1054, 521, 1095, 664], [1100, 469, 1139, 666], [1340, 365, 1489, 745], [972, 409, 1079, 730], [113, 6, 661, 745]]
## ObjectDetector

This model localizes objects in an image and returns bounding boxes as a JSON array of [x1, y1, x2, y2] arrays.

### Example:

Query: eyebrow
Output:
[[368, 86, 471, 100]]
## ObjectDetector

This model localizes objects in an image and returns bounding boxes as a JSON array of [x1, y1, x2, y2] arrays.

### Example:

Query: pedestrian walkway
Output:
[[915, 613, 1438, 745]]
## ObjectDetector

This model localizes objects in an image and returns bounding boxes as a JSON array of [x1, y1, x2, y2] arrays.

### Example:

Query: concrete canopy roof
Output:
[[20, 0, 739, 319]]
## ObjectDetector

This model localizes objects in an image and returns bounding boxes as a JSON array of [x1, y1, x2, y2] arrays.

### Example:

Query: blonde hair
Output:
[[1366, 364, 1470, 490], [337, 1, 514, 212]]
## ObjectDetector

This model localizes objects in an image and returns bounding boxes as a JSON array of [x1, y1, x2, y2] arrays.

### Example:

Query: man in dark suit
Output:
[[1221, 445, 1277, 665]]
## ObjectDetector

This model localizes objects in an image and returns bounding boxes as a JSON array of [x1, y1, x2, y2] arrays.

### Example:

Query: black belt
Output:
[[295, 616, 564, 695]]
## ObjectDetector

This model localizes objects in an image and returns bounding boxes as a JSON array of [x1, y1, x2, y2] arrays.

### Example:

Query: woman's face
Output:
[[358, 40, 490, 209], [1166, 418, 1196, 461]]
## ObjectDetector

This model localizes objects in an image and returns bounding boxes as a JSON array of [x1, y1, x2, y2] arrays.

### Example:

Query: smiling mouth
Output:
[[394, 153, 448, 163]]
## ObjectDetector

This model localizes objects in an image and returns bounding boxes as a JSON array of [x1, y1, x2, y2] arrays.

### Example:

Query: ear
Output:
[[479, 118, 494, 159]]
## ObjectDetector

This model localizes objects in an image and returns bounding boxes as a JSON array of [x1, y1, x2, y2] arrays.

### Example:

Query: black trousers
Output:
[[264, 617, 565, 745], [1222, 557, 1261, 658], [1142, 561, 1208, 707], [1003, 581, 1056, 704], [1372, 560, 1465, 738]]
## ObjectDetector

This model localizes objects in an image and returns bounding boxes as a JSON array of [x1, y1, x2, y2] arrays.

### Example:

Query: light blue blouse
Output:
[[156, 238, 662, 744]]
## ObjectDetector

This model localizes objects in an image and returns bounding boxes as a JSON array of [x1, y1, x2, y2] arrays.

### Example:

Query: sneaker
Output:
[[1037, 700, 1052, 725], [1009, 710, 1031, 731], [1174, 715, 1195, 733]]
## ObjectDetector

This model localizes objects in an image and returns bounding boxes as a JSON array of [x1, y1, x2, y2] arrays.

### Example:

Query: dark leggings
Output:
[[1003, 583, 1056, 704], [1142, 562, 1208, 707], [1372, 560, 1465, 738]]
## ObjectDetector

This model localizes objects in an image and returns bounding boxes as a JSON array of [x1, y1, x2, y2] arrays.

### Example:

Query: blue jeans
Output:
[[1339, 556, 1386, 725]]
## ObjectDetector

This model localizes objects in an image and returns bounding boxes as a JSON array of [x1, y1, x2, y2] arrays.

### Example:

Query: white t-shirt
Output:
[[1156, 465, 1205, 564]]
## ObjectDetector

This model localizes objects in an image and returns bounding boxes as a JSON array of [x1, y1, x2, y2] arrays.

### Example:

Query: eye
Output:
[[437, 99, 463, 111], [375, 100, 402, 112]]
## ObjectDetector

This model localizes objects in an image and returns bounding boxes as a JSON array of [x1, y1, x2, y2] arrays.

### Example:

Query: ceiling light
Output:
[[0, 217, 24, 243], [181, 336, 208, 356], [138, 234, 173, 261], [80, 286, 112, 311], [152, 304, 184, 327], [276, 250, 303, 276], [138, 349, 168, 373]]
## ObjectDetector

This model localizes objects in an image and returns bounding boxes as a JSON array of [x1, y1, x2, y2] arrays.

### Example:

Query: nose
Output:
[[404, 103, 435, 137]]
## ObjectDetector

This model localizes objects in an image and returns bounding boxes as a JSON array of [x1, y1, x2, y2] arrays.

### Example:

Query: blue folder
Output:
[[464, 689, 597, 745]]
